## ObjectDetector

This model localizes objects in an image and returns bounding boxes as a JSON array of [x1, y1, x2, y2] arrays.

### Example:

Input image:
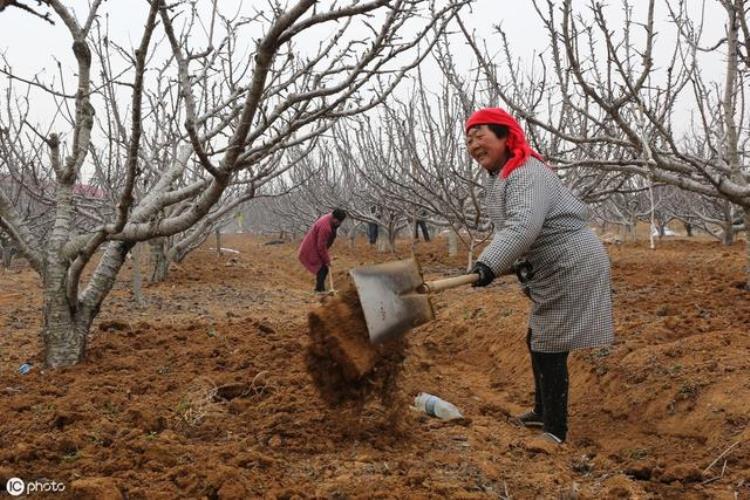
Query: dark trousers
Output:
[[315, 265, 329, 292], [414, 220, 430, 241], [367, 223, 379, 245], [527, 329, 569, 440]]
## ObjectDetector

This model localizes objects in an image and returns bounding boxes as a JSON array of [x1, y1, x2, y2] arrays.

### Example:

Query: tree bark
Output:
[[466, 237, 476, 272], [149, 238, 170, 282], [387, 227, 398, 253], [42, 262, 89, 368], [375, 226, 391, 253], [723, 223, 735, 246], [628, 220, 637, 241], [348, 222, 358, 249], [42, 299, 90, 368], [132, 243, 144, 307], [722, 202, 736, 246], [448, 230, 458, 257], [1, 246, 15, 269]]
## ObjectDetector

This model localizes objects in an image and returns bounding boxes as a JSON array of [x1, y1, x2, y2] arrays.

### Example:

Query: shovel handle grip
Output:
[[420, 273, 479, 293]]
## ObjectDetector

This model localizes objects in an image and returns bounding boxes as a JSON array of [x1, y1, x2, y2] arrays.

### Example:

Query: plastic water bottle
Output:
[[414, 392, 463, 421], [18, 362, 32, 375]]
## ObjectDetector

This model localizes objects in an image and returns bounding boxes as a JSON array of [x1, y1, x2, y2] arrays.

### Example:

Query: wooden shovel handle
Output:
[[420, 273, 479, 293]]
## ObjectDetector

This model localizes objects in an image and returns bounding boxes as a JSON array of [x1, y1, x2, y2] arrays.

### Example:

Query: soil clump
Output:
[[306, 286, 408, 416]]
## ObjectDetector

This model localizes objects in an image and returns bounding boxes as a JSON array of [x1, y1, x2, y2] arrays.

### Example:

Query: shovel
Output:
[[350, 257, 533, 344], [348, 257, 480, 344]]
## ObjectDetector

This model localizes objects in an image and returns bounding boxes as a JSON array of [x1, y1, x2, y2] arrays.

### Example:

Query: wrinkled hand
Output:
[[469, 261, 495, 287]]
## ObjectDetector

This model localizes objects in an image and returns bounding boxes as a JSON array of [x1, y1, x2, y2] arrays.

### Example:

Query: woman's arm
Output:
[[478, 166, 551, 275]]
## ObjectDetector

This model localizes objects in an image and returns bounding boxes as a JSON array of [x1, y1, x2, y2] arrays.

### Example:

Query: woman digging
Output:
[[465, 107, 614, 445]]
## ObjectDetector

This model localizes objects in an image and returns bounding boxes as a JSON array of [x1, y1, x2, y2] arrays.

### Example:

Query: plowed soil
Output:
[[1, 234, 749, 499]]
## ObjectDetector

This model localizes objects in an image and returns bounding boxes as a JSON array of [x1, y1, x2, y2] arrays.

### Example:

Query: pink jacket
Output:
[[298, 213, 337, 274]]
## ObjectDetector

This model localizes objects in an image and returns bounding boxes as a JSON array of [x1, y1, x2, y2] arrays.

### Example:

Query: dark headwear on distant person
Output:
[[332, 208, 347, 221]]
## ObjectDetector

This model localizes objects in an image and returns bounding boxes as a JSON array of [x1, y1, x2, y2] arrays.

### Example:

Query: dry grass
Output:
[[172, 377, 224, 428]]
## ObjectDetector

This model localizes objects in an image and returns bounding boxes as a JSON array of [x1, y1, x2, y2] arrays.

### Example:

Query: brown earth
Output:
[[1, 234, 749, 499]]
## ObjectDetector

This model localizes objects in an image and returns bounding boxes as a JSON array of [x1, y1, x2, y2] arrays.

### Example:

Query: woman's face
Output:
[[466, 125, 509, 172]]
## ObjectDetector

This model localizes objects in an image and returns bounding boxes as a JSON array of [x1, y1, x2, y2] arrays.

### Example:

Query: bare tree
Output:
[[0, 0, 54, 24], [461, 0, 750, 286], [0, 0, 469, 367]]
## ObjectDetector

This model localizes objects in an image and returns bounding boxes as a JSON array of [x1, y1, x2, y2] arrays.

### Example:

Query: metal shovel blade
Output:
[[349, 258, 435, 344]]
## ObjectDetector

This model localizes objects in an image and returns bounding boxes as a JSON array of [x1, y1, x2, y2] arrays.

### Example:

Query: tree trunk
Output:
[[235, 212, 245, 233], [1, 246, 14, 269], [648, 177, 656, 249], [627, 221, 637, 241], [684, 222, 693, 237], [43, 298, 90, 368], [149, 238, 170, 282], [215, 227, 222, 256], [722, 221, 735, 246], [448, 230, 458, 257], [387, 227, 398, 253], [745, 211, 750, 291], [132, 243, 144, 307], [722, 202, 736, 246], [377, 227, 395, 253], [348, 222, 358, 249], [409, 219, 417, 254], [42, 263, 89, 367], [1, 232, 16, 268], [466, 237, 476, 272]]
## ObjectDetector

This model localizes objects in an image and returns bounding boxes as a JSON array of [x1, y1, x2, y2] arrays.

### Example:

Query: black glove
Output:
[[470, 261, 495, 287], [511, 259, 535, 283]]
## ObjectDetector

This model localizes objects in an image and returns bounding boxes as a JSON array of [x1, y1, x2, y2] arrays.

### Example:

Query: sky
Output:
[[0, 1, 728, 93], [0, 0, 730, 178], [0, 1, 545, 103], [0, 0, 728, 105]]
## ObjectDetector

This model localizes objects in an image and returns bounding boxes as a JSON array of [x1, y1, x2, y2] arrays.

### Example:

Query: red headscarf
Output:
[[465, 107, 545, 179]]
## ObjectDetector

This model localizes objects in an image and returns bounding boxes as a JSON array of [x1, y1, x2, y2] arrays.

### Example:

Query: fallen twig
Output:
[[502, 480, 511, 500], [703, 440, 741, 476], [704, 459, 731, 485], [208, 247, 240, 254]]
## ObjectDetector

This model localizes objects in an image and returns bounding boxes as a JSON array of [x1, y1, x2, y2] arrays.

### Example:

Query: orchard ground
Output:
[[0, 233, 749, 499]]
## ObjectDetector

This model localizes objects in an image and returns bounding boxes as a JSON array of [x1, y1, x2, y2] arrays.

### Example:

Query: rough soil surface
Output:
[[1, 234, 749, 499]]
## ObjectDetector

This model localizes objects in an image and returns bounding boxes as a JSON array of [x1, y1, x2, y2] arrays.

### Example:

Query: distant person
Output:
[[414, 209, 430, 241], [464, 108, 614, 445], [367, 205, 380, 245], [298, 209, 347, 293]]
